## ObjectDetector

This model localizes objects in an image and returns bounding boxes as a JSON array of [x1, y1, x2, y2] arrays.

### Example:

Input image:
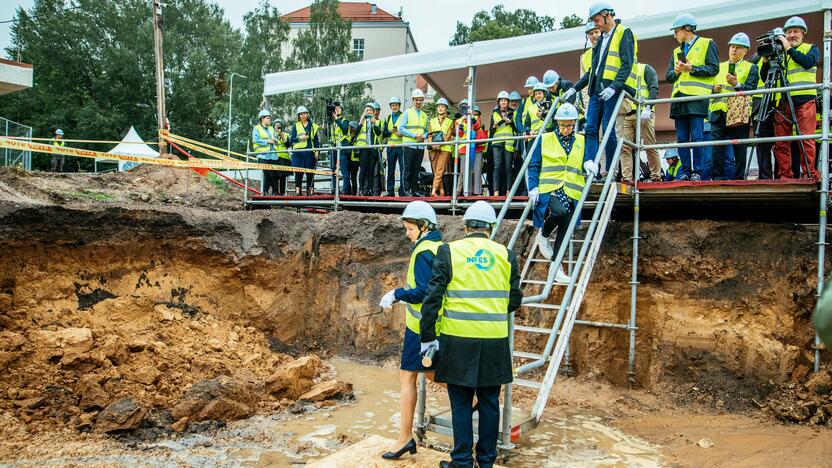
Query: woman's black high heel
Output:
[[381, 438, 417, 459]]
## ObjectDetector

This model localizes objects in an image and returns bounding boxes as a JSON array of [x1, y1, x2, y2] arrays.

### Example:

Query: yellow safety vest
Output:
[[292, 121, 319, 150], [524, 100, 542, 133], [580, 48, 592, 77], [401, 107, 428, 144], [592, 24, 639, 92], [405, 238, 443, 334], [429, 115, 453, 153], [667, 160, 681, 179], [785, 42, 817, 98], [538, 132, 586, 200], [274, 131, 290, 160], [355, 120, 380, 147], [442, 236, 511, 339], [386, 113, 404, 145], [253, 125, 273, 154], [629, 63, 651, 111], [331, 119, 349, 146], [672, 37, 717, 97], [52, 139, 65, 147], [709, 60, 753, 114], [491, 110, 514, 149]]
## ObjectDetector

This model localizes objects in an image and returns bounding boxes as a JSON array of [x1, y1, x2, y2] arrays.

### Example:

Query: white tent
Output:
[[103, 126, 159, 172]]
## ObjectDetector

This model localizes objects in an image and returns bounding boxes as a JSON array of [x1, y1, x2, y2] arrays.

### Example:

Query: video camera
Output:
[[755, 28, 786, 59], [324, 98, 341, 115]]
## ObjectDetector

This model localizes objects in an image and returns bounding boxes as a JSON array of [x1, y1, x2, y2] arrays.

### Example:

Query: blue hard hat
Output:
[[509, 90, 522, 100], [532, 83, 548, 92], [784, 16, 808, 32], [588, 2, 614, 19], [555, 103, 579, 121], [459, 98, 469, 106], [585, 22, 598, 33], [664, 148, 680, 159], [258, 109, 271, 119], [364, 102, 375, 109], [295, 106, 308, 115], [349, 120, 359, 129], [728, 32, 751, 48], [436, 97, 450, 106], [55, 128, 64, 136], [372, 102, 381, 110], [671, 13, 698, 30], [524, 76, 540, 88], [542, 70, 560, 87], [389, 96, 402, 105], [472, 105, 481, 113]]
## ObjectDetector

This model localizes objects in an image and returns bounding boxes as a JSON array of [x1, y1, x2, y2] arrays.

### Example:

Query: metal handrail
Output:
[[643, 83, 822, 105]]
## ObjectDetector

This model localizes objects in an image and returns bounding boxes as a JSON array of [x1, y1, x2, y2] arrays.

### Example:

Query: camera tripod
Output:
[[754, 53, 811, 177]]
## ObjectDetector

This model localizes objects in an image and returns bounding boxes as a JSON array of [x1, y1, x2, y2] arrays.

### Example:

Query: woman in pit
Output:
[[378, 200, 443, 460]]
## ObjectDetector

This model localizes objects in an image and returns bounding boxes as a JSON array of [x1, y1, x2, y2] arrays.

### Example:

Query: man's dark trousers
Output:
[[448, 383, 501, 468]]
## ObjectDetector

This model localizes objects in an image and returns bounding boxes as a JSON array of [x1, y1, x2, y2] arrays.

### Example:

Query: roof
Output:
[[0, 57, 33, 96], [282, 2, 401, 23], [105, 126, 159, 171]]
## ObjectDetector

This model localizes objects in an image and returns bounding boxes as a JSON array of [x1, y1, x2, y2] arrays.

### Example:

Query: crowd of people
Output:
[[250, 5, 821, 198]]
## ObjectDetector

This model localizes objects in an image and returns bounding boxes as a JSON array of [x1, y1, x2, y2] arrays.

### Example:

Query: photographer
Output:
[[356, 103, 382, 196], [761, 16, 819, 179], [542, 69, 576, 106], [490, 91, 517, 196], [666, 13, 719, 181], [523, 83, 551, 136], [709, 33, 758, 180], [508, 92, 528, 196]]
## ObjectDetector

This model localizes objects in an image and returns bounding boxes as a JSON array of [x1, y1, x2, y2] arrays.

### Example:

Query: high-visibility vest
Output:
[[441, 236, 511, 339], [404, 238, 443, 334], [667, 160, 681, 179], [629, 63, 652, 111], [491, 110, 514, 149], [580, 48, 592, 77], [524, 100, 542, 133], [401, 107, 428, 144], [785, 42, 817, 98], [672, 37, 717, 97], [538, 132, 586, 200], [52, 139, 65, 147], [331, 118, 349, 146], [386, 113, 403, 145], [355, 120, 379, 147], [292, 121, 319, 150], [709, 60, 753, 114], [274, 131, 290, 160], [591, 24, 639, 92], [253, 124, 273, 154], [429, 115, 453, 153]]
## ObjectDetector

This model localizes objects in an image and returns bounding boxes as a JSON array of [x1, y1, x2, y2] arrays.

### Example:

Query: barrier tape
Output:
[[3, 136, 160, 145], [161, 131, 250, 160], [0, 137, 334, 175]]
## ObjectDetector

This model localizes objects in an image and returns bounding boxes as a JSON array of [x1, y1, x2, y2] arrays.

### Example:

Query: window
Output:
[[353, 38, 365, 60]]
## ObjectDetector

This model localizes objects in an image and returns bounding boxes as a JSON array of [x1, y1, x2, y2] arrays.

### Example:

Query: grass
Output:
[[73, 189, 115, 202], [207, 172, 230, 194]]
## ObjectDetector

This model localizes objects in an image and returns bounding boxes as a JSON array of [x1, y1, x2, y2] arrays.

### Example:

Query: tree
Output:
[[560, 14, 584, 30], [450, 5, 556, 46]]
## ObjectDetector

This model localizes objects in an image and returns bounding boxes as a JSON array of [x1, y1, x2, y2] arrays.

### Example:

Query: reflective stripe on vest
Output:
[[274, 131, 290, 160], [429, 115, 453, 153], [253, 125, 273, 154], [524, 100, 542, 132], [538, 133, 586, 200], [292, 121, 319, 150], [785, 42, 817, 98], [405, 238, 442, 334], [672, 37, 717, 97], [667, 160, 681, 178], [709, 60, 753, 114], [331, 119, 348, 146], [580, 49, 592, 76], [356, 120, 379, 147], [401, 107, 428, 144], [596, 25, 639, 92], [442, 237, 511, 339], [386, 113, 403, 145], [491, 110, 514, 148]]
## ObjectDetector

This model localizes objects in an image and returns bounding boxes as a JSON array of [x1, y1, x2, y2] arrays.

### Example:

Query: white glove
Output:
[[528, 187, 539, 205], [599, 87, 616, 101], [420, 340, 439, 355], [379, 290, 397, 309], [641, 106, 653, 121], [584, 160, 599, 179], [562, 88, 577, 102]]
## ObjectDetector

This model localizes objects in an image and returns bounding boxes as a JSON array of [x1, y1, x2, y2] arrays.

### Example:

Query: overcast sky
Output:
[[1, 0, 726, 60]]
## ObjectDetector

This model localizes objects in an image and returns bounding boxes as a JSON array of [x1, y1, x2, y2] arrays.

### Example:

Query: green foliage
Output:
[[560, 14, 585, 30], [206, 172, 230, 193], [73, 189, 114, 202], [450, 5, 556, 46]]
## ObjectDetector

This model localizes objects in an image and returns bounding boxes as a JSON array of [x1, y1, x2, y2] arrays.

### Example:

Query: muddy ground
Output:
[[0, 167, 830, 466]]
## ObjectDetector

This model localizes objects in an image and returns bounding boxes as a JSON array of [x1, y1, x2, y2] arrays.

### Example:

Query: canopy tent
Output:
[[104, 126, 159, 172], [263, 0, 829, 136]]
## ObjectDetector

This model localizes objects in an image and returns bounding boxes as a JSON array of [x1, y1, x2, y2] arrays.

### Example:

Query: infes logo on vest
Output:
[[467, 249, 496, 271]]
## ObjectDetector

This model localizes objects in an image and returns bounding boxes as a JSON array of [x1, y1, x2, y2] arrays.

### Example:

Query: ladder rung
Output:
[[513, 350, 546, 360], [529, 258, 577, 264], [521, 279, 547, 285], [513, 378, 542, 389], [524, 302, 562, 310], [515, 324, 554, 334]]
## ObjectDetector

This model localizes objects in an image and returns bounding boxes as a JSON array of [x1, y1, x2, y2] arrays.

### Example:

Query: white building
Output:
[[281, 2, 418, 110]]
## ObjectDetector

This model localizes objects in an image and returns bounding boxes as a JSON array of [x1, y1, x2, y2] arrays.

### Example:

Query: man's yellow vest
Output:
[[253, 125, 273, 154], [292, 121, 319, 150], [442, 236, 511, 339], [629, 63, 652, 111], [594, 24, 639, 92], [429, 115, 453, 153], [672, 37, 717, 97], [491, 110, 515, 150], [386, 113, 403, 145], [52, 139, 65, 147], [405, 238, 443, 334], [785, 42, 817, 98], [709, 60, 753, 114], [580, 48, 592, 76], [402, 107, 428, 144], [538, 132, 586, 201]]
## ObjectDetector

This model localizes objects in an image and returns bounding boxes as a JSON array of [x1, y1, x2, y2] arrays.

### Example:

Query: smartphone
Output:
[[728, 63, 736, 75], [677, 52, 687, 64]]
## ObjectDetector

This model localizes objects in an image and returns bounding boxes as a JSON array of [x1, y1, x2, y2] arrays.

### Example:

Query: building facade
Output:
[[281, 2, 418, 110]]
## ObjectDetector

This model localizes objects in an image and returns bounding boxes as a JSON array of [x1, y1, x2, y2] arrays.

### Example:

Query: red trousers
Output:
[[774, 99, 817, 179]]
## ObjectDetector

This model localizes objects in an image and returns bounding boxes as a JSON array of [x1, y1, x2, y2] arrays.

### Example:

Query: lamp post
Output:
[[227, 72, 248, 158]]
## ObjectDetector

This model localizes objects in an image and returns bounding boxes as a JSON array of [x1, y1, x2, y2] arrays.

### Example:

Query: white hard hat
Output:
[[524, 76, 540, 88], [55, 128, 64, 136], [588, 2, 614, 19], [436, 97, 450, 107], [784, 16, 808, 32], [389, 96, 402, 105], [555, 103, 579, 121], [258, 109, 271, 119], [497, 90, 510, 100], [402, 200, 437, 227], [412, 89, 425, 99], [533, 83, 548, 93], [463, 201, 497, 225], [296, 106, 309, 115], [728, 32, 751, 48], [542, 70, 560, 87], [671, 13, 698, 30]]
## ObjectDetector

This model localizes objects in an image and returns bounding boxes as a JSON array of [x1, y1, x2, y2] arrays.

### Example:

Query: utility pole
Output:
[[152, 0, 167, 155]]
